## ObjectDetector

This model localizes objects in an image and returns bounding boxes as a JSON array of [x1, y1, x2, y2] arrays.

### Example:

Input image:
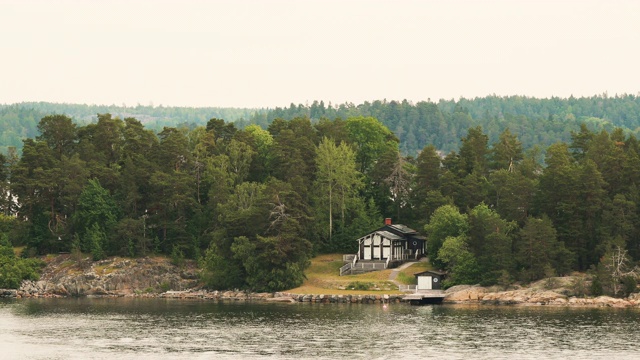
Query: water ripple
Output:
[[2, 299, 640, 359]]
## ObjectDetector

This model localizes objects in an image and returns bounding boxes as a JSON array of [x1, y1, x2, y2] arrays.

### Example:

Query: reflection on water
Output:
[[1, 298, 640, 359]]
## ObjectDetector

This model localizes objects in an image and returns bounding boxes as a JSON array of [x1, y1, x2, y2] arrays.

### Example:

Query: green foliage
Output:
[[8, 100, 640, 293], [201, 242, 245, 290], [515, 216, 570, 282], [590, 276, 604, 297], [86, 223, 106, 261], [467, 204, 516, 286], [621, 276, 637, 297], [74, 179, 120, 254], [437, 235, 480, 286], [171, 244, 185, 267], [569, 276, 588, 297], [313, 137, 364, 252], [0, 234, 45, 289], [345, 116, 399, 174], [159, 281, 171, 292], [425, 205, 468, 269], [346, 281, 374, 291]]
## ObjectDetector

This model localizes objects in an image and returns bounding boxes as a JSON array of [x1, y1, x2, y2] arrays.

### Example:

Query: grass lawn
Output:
[[285, 254, 435, 295], [395, 261, 433, 285]]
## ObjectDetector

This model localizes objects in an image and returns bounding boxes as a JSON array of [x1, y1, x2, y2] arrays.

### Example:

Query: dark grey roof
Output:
[[387, 224, 417, 234], [356, 230, 406, 243], [375, 231, 403, 240], [414, 270, 447, 277]]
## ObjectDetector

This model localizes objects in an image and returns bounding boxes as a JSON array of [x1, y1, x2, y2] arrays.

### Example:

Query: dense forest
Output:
[[0, 114, 640, 294], [254, 94, 640, 155], [4, 94, 640, 156], [2, 110, 640, 297], [0, 102, 258, 155]]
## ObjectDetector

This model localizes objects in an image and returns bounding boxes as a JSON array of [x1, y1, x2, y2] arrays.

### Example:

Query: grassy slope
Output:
[[285, 254, 434, 295]]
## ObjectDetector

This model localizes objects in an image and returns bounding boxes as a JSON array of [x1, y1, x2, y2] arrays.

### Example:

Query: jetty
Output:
[[402, 290, 446, 305]]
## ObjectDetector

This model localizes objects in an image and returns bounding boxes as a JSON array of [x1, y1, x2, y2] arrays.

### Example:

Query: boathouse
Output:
[[340, 218, 426, 275], [414, 270, 446, 290]]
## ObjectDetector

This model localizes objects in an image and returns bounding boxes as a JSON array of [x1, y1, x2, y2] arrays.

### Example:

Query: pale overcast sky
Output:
[[1, 0, 638, 108]]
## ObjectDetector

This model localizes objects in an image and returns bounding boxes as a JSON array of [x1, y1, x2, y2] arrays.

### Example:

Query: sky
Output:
[[1, 0, 639, 108]]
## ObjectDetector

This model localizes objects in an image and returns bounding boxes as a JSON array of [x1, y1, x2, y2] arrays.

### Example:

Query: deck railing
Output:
[[351, 262, 387, 270], [339, 263, 352, 276], [398, 285, 418, 292]]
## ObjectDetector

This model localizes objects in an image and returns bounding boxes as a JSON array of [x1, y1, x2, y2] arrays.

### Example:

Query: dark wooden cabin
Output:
[[341, 218, 427, 275], [357, 218, 426, 262]]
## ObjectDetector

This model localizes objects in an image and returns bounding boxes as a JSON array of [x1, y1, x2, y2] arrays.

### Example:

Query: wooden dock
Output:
[[403, 290, 446, 305]]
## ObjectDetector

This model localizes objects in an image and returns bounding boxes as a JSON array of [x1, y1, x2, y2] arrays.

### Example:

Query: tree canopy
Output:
[[4, 100, 640, 295]]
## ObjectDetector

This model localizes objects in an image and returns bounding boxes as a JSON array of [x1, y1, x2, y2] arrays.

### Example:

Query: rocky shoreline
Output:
[[4, 286, 640, 308], [442, 284, 640, 308], [1, 254, 639, 308]]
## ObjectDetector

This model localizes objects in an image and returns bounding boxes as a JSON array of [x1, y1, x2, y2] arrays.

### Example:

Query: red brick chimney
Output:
[[384, 218, 392, 226]]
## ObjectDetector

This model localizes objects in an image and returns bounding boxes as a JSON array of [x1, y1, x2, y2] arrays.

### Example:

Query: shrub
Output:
[[346, 281, 374, 291], [569, 276, 588, 297], [171, 245, 185, 267], [621, 276, 637, 297], [0, 234, 45, 289], [590, 276, 603, 296]]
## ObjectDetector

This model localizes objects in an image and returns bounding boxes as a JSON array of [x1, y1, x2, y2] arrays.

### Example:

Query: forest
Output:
[[1, 95, 640, 295], [3, 94, 640, 156]]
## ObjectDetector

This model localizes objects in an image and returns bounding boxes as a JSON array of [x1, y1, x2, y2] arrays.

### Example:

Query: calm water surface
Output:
[[1, 298, 639, 359]]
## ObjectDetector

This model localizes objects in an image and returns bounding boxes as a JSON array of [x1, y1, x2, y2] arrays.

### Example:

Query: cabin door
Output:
[[362, 236, 372, 260], [418, 276, 432, 290]]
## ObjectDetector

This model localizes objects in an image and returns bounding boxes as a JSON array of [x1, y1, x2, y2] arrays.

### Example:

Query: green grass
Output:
[[286, 254, 435, 295], [396, 272, 417, 285]]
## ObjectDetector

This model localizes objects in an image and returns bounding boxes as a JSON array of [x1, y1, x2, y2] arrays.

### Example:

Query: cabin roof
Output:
[[356, 223, 426, 243], [386, 224, 417, 234], [414, 270, 447, 277], [375, 230, 403, 240]]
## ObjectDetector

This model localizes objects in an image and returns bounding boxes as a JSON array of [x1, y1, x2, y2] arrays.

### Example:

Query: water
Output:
[[1, 298, 640, 359]]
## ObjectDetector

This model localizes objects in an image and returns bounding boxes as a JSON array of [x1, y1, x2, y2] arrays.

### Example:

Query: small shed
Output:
[[415, 270, 446, 290]]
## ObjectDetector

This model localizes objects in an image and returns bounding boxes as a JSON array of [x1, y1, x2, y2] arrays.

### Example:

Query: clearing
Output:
[[285, 254, 433, 295]]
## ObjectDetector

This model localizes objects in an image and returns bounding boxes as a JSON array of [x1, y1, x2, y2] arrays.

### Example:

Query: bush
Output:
[[0, 235, 45, 289], [569, 276, 588, 297], [346, 281, 374, 291], [171, 245, 185, 267], [621, 276, 637, 297], [590, 276, 603, 297]]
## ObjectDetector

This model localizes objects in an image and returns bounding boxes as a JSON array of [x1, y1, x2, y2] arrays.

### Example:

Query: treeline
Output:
[[4, 94, 640, 157], [2, 113, 640, 295], [0, 102, 261, 155], [253, 94, 640, 155]]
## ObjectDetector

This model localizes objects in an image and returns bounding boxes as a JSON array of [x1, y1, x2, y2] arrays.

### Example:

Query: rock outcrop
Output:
[[17, 254, 199, 298], [443, 277, 640, 307]]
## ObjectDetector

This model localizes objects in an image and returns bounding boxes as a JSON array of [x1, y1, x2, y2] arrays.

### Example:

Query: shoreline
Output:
[[3, 254, 639, 308], [3, 288, 640, 308]]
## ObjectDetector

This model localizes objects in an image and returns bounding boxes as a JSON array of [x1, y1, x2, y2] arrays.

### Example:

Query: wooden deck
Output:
[[403, 290, 446, 305]]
